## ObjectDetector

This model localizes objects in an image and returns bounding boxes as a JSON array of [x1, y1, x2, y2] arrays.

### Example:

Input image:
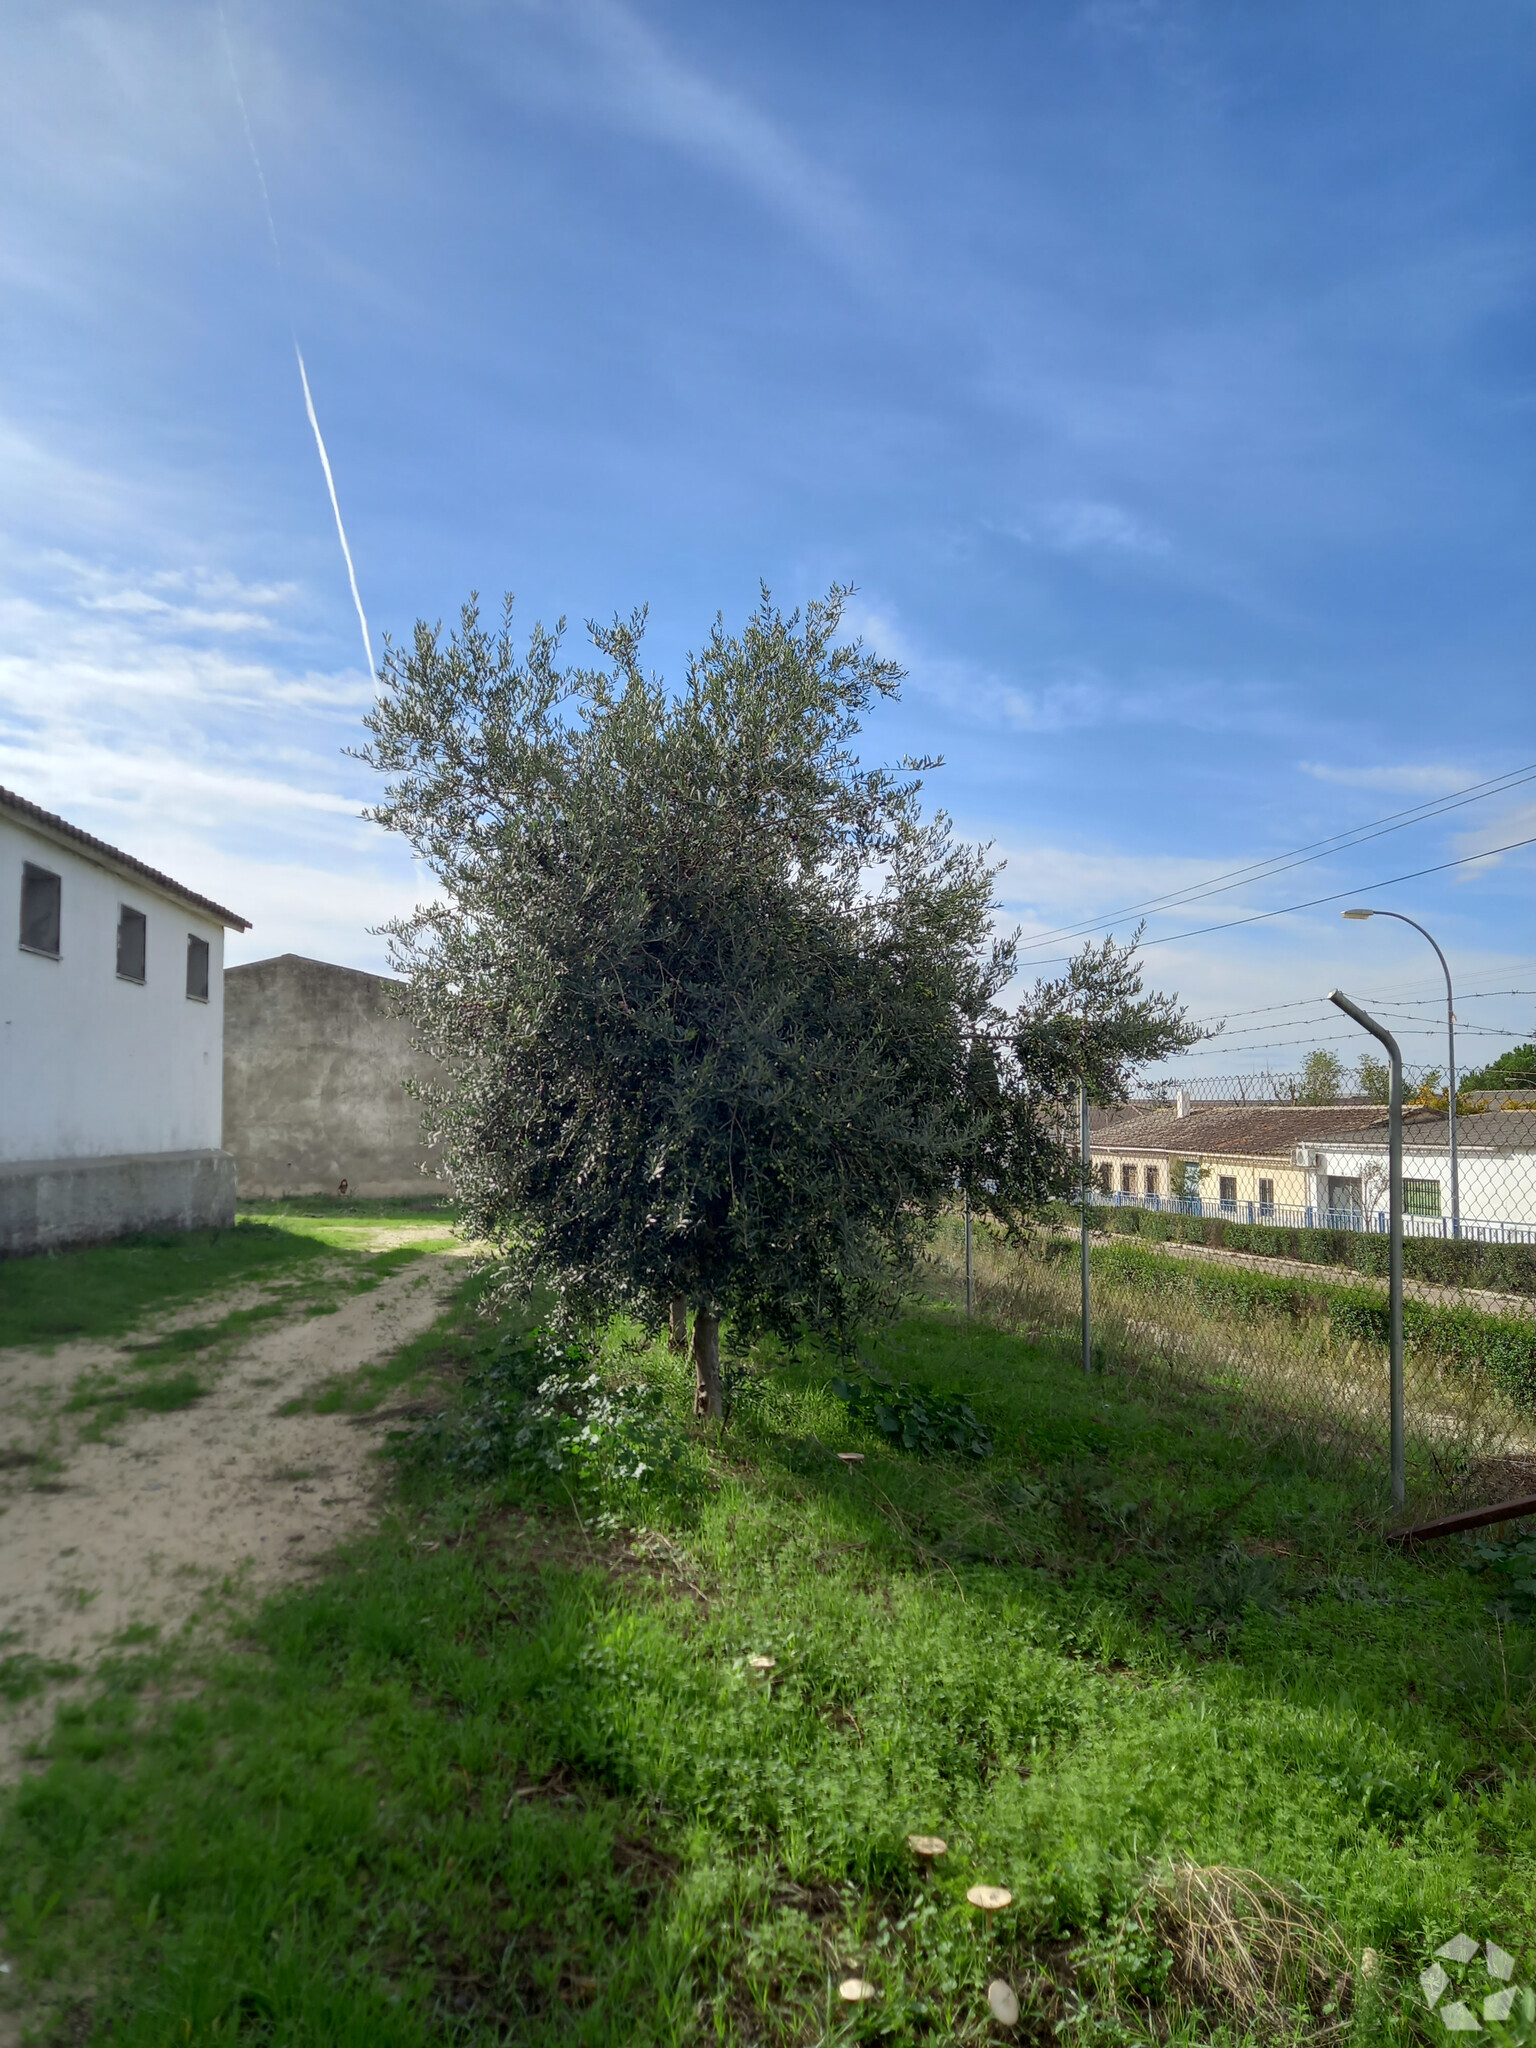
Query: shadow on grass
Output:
[[0, 1223, 331, 1352]]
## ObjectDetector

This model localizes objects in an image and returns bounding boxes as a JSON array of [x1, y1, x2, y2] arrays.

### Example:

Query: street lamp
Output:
[[1342, 908, 1459, 1237]]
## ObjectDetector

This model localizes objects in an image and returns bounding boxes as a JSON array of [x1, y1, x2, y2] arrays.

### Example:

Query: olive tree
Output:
[[360, 586, 1010, 1416], [963, 930, 1203, 1226]]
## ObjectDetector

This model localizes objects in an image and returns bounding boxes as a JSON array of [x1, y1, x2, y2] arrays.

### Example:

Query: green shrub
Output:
[[1084, 1240, 1536, 1411], [830, 1367, 992, 1458], [1059, 1200, 1536, 1297]]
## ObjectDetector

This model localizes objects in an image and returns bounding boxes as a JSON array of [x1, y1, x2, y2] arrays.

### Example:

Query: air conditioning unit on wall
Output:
[[1292, 1146, 1324, 1169]]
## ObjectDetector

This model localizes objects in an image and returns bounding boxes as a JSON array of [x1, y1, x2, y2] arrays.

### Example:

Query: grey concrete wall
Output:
[[0, 1148, 236, 1254], [223, 954, 445, 1198]]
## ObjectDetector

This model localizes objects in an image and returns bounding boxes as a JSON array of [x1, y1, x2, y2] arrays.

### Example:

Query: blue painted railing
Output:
[[1088, 1188, 1536, 1246]]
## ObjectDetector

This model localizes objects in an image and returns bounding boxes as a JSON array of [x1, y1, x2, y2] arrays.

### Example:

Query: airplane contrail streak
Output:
[[220, 3, 374, 678], [295, 344, 374, 677]]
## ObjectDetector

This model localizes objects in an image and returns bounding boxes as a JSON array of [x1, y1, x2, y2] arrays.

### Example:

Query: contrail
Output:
[[295, 344, 373, 676], [219, 4, 374, 677]]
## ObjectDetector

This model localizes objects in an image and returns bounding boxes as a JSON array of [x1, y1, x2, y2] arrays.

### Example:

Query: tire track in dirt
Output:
[[0, 1251, 467, 1784]]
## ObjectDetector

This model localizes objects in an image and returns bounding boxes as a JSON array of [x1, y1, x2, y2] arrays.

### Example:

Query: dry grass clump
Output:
[[1133, 1860, 1354, 2041]]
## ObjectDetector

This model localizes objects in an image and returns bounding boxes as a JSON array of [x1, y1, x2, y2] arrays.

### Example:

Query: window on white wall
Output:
[[186, 934, 210, 1002], [117, 905, 147, 983], [19, 862, 61, 957]]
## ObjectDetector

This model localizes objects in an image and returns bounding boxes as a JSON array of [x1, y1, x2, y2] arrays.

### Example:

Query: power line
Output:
[[1014, 760, 1536, 955], [1125, 829, 1536, 954], [1183, 986, 1536, 1029]]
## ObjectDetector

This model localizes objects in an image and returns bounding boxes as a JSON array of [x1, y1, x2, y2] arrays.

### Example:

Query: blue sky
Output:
[[3, 0, 1533, 1073]]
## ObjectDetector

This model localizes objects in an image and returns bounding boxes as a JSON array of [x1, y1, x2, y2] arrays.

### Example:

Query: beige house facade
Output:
[[1088, 1100, 1397, 1220]]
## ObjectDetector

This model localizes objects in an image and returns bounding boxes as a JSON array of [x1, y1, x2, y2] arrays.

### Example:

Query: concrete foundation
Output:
[[223, 954, 445, 1199], [0, 1148, 238, 1255]]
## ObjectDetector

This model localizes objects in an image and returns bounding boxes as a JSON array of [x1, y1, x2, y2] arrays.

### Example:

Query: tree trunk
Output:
[[668, 1296, 688, 1353], [692, 1308, 723, 1421]]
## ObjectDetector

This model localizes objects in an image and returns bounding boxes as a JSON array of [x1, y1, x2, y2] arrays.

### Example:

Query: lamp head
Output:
[[1342, 908, 1374, 920]]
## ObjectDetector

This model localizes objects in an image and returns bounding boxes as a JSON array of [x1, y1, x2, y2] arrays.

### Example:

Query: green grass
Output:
[[63, 1368, 209, 1437], [0, 1203, 459, 1354], [5, 1285, 1536, 2044], [0, 1223, 330, 1351]]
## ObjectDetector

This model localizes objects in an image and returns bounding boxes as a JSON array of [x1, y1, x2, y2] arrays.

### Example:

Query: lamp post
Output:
[[1342, 908, 1459, 1238], [1329, 989, 1405, 1509]]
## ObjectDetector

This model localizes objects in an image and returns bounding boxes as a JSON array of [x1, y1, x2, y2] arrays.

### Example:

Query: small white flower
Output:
[[0, 1962, 10, 1975], [1486, 1943, 1516, 1983], [1440, 2000, 1481, 2032], [1483, 1989, 1517, 2024], [1423, 1964, 1451, 2008], [1438, 1935, 1481, 1965]]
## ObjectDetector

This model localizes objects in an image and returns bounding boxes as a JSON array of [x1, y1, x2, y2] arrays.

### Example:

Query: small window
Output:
[[186, 933, 210, 1002], [1144, 1165, 1159, 1197], [1120, 1163, 1137, 1194], [1404, 1178, 1441, 1217], [19, 862, 61, 957], [1258, 1177, 1275, 1211], [1218, 1175, 1238, 1205], [117, 904, 147, 983]]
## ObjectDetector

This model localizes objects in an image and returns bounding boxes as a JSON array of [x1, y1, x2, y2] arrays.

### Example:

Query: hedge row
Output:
[[1042, 1238, 1536, 1412], [1040, 1199, 1536, 1297]]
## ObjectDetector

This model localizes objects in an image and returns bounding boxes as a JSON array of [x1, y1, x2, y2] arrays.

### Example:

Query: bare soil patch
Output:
[[0, 1251, 466, 1783]]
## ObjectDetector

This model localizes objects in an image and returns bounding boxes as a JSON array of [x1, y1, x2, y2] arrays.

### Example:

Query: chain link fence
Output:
[[950, 1067, 1536, 1521]]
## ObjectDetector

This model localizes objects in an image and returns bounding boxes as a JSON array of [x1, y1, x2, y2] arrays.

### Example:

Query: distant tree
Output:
[[1356, 1054, 1390, 1104], [359, 586, 1010, 1417], [1299, 1048, 1344, 1104], [1461, 1044, 1536, 1093]]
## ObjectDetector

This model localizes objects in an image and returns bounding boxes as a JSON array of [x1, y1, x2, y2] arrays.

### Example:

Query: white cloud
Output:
[[0, 512, 404, 971], [1032, 499, 1171, 555], [497, 0, 875, 269], [1299, 759, 1479, 796]]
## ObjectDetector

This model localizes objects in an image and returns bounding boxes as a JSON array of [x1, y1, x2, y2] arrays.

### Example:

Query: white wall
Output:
[[1314, 1141, 1536, 1229], [0, 815, 225, 1163]]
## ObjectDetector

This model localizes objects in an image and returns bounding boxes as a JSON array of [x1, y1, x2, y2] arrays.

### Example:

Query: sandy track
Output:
[[0, 1251, 465, 1783]]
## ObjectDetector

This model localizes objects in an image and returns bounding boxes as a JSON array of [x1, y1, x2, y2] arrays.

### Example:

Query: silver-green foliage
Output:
[[361, 586, 1008, 1340]]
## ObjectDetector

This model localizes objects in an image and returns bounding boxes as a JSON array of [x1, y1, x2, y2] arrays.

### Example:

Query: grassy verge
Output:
[[5, 1282, 1536, 2044], [1045, 1200, 1536, 1300], [952, 1220, 1536, 1512]]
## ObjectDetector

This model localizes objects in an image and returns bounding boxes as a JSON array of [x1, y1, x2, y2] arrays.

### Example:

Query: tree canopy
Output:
[[362, 584, 1197, 1413], [1462, 1045, 1536, 1093]]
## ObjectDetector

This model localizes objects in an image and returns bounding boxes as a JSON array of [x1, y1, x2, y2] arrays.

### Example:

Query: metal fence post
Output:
[[1330, 990, 1404, 1509], [964, 1180, 973, 1319], [1080, 1083, 1091, 1375]]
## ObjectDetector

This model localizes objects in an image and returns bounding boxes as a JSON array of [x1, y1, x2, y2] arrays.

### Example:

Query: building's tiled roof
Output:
[[1324, 1107, 1536, 1155], [1089, 1101, 1396, 1159], [0, 785, 250, 930], [1091, 1096, 1536, 1160]]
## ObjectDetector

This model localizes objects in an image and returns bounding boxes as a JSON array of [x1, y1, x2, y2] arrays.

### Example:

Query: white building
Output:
[[1303, 1106, 1536, 1241], [0, 786, 249, 1253]]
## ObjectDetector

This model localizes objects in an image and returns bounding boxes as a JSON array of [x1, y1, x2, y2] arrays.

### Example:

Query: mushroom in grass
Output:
[[987, 1977, 1021, 2027], [967, 1884, 1013, 1936], [837, 1452, 865, 1470], [907, 1834, 948, 1876], [747, 1655, 776, 1681], [838, 1978, 878, 2003]]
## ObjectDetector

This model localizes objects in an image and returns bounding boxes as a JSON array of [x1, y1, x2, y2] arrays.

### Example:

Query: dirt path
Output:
[[0, 1251, 465, 1784]]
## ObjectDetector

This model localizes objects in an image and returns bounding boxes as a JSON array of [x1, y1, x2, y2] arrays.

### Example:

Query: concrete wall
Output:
[[1, 813, 225, 1163], [0, 1149, 236, 1255], [223, 954, 444, 1198]]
